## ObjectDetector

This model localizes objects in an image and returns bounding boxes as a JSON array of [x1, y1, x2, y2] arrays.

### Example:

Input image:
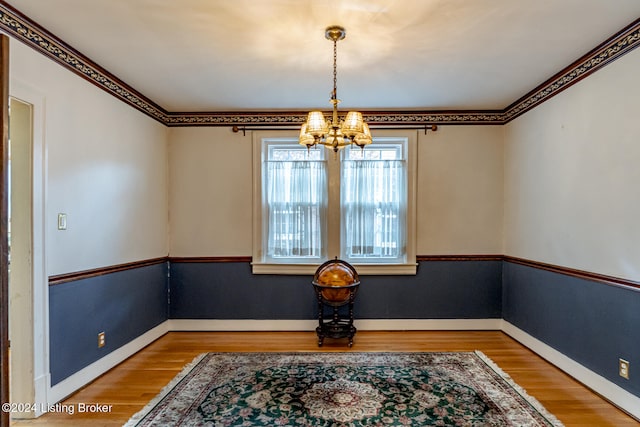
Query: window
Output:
[[341, 142, 406, 264], [261, 140, 327, 263], [253, 130, 416, 274]]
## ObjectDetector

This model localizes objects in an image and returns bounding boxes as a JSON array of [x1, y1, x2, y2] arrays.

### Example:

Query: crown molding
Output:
[[0, 1, 169, 123], [1, 2, 638, 127], [503, 17, 640, 123]]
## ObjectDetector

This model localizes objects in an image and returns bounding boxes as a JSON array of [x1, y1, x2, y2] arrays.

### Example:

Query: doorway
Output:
[[9, 97, 34, 419], [8, 90, 48, 419]]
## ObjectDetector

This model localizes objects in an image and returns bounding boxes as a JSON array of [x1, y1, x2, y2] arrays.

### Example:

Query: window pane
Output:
[[341, 143, 407, 263], [345, 144, 402, 161], [263, 144, 326, 261]]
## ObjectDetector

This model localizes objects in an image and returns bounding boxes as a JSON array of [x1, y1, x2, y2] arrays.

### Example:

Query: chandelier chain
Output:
[[332, 38, 338, 101], [299, 25, 372, 153]]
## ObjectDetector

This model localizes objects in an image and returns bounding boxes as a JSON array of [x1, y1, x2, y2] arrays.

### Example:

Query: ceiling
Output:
[[4, 0, 640, 113]]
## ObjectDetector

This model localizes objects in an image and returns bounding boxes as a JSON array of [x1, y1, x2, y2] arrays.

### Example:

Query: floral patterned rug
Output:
[[125, 352, 564, 426]]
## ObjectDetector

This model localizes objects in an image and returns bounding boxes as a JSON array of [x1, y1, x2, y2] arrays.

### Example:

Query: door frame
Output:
[[1, 32, 11, 427], [1, 34, 49, 423]]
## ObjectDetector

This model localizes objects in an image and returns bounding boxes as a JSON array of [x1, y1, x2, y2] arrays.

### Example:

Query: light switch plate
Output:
[[57, 213, 67, 230]]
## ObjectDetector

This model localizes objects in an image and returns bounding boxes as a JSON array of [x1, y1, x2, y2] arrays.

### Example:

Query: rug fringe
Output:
[[474, 350, 565, 427], [123, 353, 208, 427]]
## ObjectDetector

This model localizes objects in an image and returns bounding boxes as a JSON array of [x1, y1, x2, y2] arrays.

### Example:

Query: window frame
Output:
[[252, 130, 417, 275]]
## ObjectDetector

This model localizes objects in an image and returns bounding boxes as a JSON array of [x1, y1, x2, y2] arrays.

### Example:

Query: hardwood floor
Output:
[[11, 331, 639, 426]]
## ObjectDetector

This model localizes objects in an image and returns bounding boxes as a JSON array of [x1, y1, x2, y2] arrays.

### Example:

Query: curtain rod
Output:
[[231, 124, 438, 136]]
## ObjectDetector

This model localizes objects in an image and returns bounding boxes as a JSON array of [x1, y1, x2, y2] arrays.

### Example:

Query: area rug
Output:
[[124, 352, 564, 426]]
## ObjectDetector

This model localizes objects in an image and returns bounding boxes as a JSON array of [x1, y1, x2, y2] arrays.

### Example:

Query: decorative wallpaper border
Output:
[[503, 17, 640, 122], [164, 110, 507, 127], [0, 2, 169, 123], [0, 2, 638, 127]]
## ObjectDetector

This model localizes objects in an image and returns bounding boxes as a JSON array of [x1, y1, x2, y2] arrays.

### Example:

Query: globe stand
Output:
[[311, 259, 360, 347], [313, 283, 359, 347]]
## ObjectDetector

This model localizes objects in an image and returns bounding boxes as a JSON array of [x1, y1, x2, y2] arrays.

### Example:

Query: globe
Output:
[[313, 259, 360, 304]]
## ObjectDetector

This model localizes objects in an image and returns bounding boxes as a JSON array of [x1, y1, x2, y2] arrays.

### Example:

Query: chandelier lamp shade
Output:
[[299, 26, 372, 153]]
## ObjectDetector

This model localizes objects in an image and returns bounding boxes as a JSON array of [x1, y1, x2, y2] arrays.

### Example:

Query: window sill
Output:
[[251, 262, 417, 276]]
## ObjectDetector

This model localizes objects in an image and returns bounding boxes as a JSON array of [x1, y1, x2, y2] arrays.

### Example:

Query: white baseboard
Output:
[[33, 373, 49, 417], [355, 318, 502, 330], [167, 318, 503, 332], [47, 321, 170, 405], [45, 318, 639, 422], [501, 320, 640, 420]]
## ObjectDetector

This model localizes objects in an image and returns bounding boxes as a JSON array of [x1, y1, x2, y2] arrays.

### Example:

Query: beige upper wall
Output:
[[169, 125, 505, 257], [417, 126, 504, 255], [168, 127, 253, 256], [8, 29, 505, 272], [9, 39, 170, 276], [11, 15, 638, 278], [504, 47, 640, 281]]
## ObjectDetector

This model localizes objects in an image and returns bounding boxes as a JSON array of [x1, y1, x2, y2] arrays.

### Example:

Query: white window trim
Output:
[[252, 130, 417, 275]]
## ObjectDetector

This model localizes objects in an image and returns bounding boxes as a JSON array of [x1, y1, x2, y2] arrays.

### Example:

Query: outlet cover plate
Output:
[[619, 358, 630, 379]]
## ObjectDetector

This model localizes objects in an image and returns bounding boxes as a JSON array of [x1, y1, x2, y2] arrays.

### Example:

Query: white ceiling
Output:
[[6, 0, 640, 112]]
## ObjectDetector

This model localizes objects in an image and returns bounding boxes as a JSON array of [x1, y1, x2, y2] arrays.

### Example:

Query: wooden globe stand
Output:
[[312, 259, 360, 347]]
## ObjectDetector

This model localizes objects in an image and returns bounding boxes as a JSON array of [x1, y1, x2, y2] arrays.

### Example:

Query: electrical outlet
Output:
[[98, 332, 106, 348], [619, 358, 629, 379]]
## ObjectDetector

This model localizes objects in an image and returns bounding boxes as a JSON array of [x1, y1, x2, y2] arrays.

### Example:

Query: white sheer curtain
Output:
[[265, 160, 326, 260], [341, 159, 406, 261]]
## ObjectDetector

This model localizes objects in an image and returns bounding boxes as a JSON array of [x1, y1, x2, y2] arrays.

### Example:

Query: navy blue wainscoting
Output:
[[168, 260, 503, 320], [502, 261, 640, 397], [357, 260, 503, 319], [49, 262, 169, 385], [169, 262, 317, 319]]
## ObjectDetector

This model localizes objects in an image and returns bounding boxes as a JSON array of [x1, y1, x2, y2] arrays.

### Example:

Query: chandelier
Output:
[[299, 25, 372, 153]]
